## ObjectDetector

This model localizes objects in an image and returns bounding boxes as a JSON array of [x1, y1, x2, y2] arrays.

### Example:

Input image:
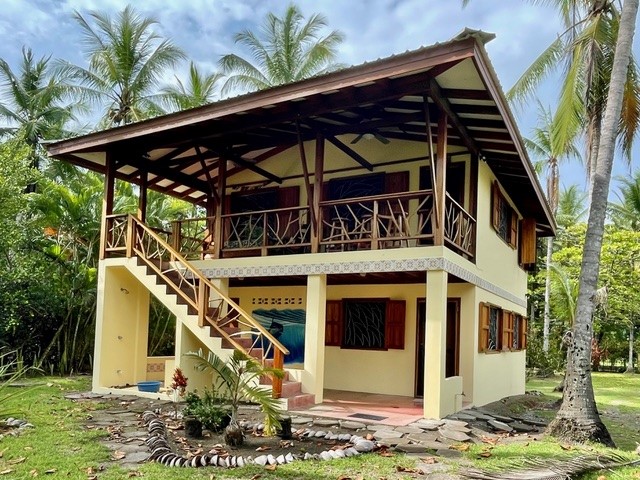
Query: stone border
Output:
[[143, 411, 375, 468]]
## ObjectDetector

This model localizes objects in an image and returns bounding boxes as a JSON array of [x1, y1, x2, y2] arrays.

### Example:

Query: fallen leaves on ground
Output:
[[449, 443, 470, 452], [560, 444, 574, 451], [249, 475, 262, 480], [255, 446, 271, 452], [44, 469, 56, 474], [0, 471, 13, 476], [265, 464, 276, 471], [395, 465, 423, 474], [127, 471, 142, 477], [111, 450, 126, 460], [481, 436, 500, 445], [8, 457, 26, 465], [419, 457, 438, 464]]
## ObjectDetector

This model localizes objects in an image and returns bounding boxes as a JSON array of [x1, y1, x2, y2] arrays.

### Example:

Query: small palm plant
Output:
[[185, 349, 284, 447]]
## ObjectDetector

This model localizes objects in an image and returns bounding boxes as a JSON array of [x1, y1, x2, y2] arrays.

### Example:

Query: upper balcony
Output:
[[104, 188, 476, 262], [48, 31, 554, 268]]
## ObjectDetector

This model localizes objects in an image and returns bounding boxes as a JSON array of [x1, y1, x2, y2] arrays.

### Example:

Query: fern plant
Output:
[[0, 350, 29, 421]]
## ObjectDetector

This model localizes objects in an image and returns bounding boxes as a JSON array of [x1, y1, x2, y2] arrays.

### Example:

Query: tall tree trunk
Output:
[[547, 0, 639, 446], [628, 327, 634, 372], [543, 236, 553, 352]]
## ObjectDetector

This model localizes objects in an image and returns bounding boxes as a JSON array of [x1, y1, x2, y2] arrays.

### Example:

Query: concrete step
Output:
[[283, 393, 316, 410]]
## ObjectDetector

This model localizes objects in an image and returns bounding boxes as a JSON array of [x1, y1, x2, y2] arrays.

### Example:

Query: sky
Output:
[[1, 0, 638, 199]]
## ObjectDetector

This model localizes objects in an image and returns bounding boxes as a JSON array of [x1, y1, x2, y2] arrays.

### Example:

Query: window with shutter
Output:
[[479, 302, 504, 352], [519, 218, 537, 270], [491, 181, 519, 249], [385, 300, 406, 349], [325, 298, 406, 350], [503, 311, 514, 351], [325, 300, 343, 346], [519, 317, 528, 350]]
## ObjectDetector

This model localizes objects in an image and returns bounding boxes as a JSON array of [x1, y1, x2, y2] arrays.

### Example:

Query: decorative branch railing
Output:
[[319, 190, 435, 250], [104, 214, 129, 255], [172, 217, 215, 260], [125, 215, 288, 398], [221, 206, 311, 256], [444, 193, 476, 259]]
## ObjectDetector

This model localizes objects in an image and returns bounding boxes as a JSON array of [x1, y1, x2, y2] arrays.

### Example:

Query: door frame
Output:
[[414, 297, 462, 397]]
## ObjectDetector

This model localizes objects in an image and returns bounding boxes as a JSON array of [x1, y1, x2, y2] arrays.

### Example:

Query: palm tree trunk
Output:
[[543, 236, 553, 352], [547, 0, 639, 446]]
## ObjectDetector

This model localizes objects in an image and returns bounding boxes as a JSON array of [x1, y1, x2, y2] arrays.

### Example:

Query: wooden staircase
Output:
[[117, 215, 314, 410]]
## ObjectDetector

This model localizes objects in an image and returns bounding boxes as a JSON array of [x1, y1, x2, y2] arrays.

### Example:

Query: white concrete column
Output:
[[209, 277, 230, 318], [424, 270, 448, 418], [302, 274, 327, 403]]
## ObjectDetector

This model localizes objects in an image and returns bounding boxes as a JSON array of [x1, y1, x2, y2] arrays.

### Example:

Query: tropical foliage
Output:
[[185, 349, 284, 446], [219, 4, 344, 94]]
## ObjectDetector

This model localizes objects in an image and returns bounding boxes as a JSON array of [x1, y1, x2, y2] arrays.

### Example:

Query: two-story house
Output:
[[47, 30, 554, 419]]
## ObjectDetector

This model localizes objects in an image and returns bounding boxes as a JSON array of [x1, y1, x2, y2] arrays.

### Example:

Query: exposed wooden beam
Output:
[[123, 152, 210, 194], [296, 120, 317, 233], [195, 145, 219, 203], [138, 170, 148, 222], [155, 145, 193, 163], [204, 144, 283, 184], [325, 136, 373, 171], [428, 77, 479, 155]]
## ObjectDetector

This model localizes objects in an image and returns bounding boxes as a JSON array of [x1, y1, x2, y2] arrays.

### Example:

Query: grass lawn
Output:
[[0, 374, 638, 479]]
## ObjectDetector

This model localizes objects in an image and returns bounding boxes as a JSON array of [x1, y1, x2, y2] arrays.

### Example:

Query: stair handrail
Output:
[[126, 215, 290, 360]]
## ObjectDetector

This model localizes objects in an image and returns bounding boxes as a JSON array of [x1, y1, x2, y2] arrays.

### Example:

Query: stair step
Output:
[[262, 379, 300, 397], [220, 336, 252, 349], [284, 393, 316, 410], [260, 370, 290, 383]]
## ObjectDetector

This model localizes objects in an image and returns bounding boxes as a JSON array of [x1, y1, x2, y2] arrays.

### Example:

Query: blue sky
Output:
[[1, 0, 638, 199]]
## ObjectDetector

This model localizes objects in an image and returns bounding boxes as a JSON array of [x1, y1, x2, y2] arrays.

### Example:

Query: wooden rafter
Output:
[[295, 120, 317, 233], [325, 136, 373, 171], [204, 144, 283, 184], [428, 77, 479, 155]]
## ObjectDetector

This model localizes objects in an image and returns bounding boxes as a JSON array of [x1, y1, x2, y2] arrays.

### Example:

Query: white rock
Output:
[[254, 455, 268, 466], [354, 440, 375, 452], [320, 451, 332, 461], [285, 452, 294, 463], [266, 454, 276, 465], [276, 454, 286, 464]]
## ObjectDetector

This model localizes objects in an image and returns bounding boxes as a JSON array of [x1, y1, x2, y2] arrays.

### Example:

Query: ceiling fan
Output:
[[350, 130, 390, 145]]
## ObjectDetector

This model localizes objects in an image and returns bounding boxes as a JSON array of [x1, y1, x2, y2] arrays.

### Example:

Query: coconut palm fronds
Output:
[[461, 453, 640, 479]]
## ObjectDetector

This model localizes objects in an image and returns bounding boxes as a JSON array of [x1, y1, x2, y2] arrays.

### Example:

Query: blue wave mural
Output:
[[252, 309, 306, 366]]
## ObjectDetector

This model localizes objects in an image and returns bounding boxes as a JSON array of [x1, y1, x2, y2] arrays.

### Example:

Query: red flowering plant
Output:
[[171, 367, 188, 398]]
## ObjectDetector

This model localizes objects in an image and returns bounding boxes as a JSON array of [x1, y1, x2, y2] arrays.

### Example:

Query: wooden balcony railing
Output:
[[102, 190, 476, 262], [444, 193, 476, 259], [319, 190, 435, 250]]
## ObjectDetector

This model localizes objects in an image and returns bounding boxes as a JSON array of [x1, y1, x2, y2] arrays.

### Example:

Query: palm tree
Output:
[[0, 47, 76, 186], [610, 171, 640, 230], [546, 0, 639, 446], [160, 62, 222, 112], [60, 6, 185, 127], [219, 4, 345, 94], [526, 102, 579, 353], [186, 349, 284, 447], [557, 184, 588, 228]]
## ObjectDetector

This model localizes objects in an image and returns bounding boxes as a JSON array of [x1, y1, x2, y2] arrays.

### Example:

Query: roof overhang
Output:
[[47, 31, 555, 236]]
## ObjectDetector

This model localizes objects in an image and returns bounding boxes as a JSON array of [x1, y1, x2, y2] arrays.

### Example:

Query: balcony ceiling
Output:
[[47, 29, 554, 235]]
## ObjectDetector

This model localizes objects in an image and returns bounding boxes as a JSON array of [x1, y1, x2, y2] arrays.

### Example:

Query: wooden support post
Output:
[[469, 154, 479, 259], [99, 152, 116, 260], [171, 221, 181, 260], [138, 170, 148, 223], [213, 158, 226, 259], [198, 280, 209, 327], [434, 114, 448, 246], [296, 121, 317, 235], [205, 194, 216, 257], [312, 133, 324, 253], [272, 348, 284, 399], [126, 214, 135, 258]]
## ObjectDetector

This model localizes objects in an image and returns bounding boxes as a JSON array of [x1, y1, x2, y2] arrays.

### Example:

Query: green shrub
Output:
[[182, 388, 231, 432]]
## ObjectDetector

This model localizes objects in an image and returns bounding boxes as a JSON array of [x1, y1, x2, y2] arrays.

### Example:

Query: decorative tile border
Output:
[[201, 257, 526, 308]]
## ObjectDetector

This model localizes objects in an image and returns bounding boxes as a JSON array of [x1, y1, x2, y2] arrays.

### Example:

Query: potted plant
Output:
[[185, 349, 284, 447]]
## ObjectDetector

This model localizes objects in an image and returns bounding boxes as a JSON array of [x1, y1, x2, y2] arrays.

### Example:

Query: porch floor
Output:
[[289, 389, 424, 427]]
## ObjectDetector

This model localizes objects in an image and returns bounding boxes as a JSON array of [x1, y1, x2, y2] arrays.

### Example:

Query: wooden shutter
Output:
[[325, 300, 343, 346], [520, 317, 528, 350], [491, 182, 501, 231], [519, 218, 537, 269], [385, 300, 406, 349], [502, 311, 514, 351], [509, 213, 518, 248], [479, 302, 490, 352]]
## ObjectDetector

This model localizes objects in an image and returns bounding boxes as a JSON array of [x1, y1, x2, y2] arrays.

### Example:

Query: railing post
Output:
[[171, 221, 181, 261], [198, 280, 208, 328], [272, 348, 284, 399], [371, 201, 379, 250], [126, 215, 135, 258], [261, 212, 268, 256]]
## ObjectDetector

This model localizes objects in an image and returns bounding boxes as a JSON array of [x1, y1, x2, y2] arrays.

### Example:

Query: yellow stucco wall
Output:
[[474, 161, 528, 298], [94, 265, 150, 389]]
